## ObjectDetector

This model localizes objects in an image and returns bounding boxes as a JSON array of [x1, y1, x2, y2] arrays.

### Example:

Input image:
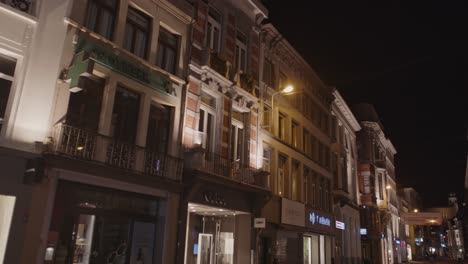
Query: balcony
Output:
[[48, 123, 182, 181], [184, 149, 268, 189], [202, 49, 229, 79], [1, 0, 34, 15], [239, 73, 256, 95]]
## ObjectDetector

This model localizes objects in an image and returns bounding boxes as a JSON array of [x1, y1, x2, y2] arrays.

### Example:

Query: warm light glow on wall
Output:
[[0, 195, 16, 263]]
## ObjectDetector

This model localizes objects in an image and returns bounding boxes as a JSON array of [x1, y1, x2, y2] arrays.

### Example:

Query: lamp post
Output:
[[269, 85, 294, 129]]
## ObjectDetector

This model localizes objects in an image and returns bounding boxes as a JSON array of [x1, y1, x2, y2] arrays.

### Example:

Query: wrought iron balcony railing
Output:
[[1, 0, 34, 14], [49, 123, 182, 181], [184, 149, 268, 189]]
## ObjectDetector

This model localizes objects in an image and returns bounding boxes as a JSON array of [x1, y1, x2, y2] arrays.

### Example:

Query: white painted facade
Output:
[[331, 89, 362, 264]]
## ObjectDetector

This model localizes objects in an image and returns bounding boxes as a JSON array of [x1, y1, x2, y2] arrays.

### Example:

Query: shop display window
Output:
[[46, 181, 162, 264]]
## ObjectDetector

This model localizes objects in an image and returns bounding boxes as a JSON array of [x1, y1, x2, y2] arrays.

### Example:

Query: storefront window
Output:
[[0, 195, 15, 263], [185, 203, 250, 264], [304, 235, 332, 264], [47, 181, 163, 264]]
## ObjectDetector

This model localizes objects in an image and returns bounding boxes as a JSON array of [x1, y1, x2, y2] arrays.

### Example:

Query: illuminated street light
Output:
[[270, 85, 295, 129], [414, 209, 418, 213], [386, 185, 391, 190]]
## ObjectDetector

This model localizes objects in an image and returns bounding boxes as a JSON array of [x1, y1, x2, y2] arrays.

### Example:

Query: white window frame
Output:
[[231, 118, 244, 162], [199, 104, 216, 152], [0, 53, 17, 135], [207, 10, 221, 53], [235, 32, 247, 73]]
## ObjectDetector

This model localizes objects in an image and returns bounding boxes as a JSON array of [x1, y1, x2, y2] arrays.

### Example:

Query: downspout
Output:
[[175, 2, 197, 264]]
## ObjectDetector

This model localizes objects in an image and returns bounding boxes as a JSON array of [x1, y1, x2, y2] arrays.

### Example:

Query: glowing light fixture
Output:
[[76, 146, 84, 151], [282, 85, 294, 93], [386, 185, 391, 190], [414, 209, 418, 213]]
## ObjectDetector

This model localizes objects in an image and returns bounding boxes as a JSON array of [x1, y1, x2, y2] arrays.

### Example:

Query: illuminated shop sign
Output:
[[335, 221, 345, 230], [360, 228, 367, 235], [309, 212, 331, 227]]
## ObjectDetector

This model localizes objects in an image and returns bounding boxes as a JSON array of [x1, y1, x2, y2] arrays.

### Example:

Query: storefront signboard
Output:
[[308, 211, 331, 227], [335, 220, 345, 230], [281, 198, 305, 227], [254, 218, 266, 228]]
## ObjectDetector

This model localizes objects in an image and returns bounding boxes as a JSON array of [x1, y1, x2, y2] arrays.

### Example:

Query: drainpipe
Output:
[[175, 2, 197, 264]]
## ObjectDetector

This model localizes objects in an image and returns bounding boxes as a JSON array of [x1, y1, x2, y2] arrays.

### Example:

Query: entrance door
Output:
[[198, 233, 213, 264], [259, 237, 272, 264]]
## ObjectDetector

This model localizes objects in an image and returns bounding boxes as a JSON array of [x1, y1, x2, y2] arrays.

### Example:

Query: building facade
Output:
[[0, 0, 73, 262], [177, 1, 270, 264], [258, 24, 335, 264], [354, 103, 397, 264], [1, 0, 195, 263], [330, 89, 362, 264]]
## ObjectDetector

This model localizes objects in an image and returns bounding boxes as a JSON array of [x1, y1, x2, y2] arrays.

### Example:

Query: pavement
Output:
[[409, 258, 467, 263]]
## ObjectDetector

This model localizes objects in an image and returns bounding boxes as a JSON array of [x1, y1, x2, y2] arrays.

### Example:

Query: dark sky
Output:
[[263, 0, 468, 207]]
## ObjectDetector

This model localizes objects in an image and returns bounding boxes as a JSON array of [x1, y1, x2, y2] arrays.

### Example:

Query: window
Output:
[[278, 154, 287, 197], [378, 173, 384, 200], [278, 71, 287, 90], [324, 146, 330, 169], [291, 121, 299, 149], [231, 112, 244, 162], [66, 76, 105, 131], [342, 155, 348, 192], [146, 104, 171, 154], [156, 27, 179, 74], [262, 145, 272, 173], [263, 59, 275, 88], [111, 87, 141, 143], [331, 115, 337, 141], [325, 179, 330, 212], [311, 136, 318, 162], [332, 153, 338, 188], [291, 160, 300, 201], [124, 7, 151, 59], [85, 0, 118, 40], [311, 173, 317, 207], [318, 142, 324, 166], [198, 107, 215, 152], [303, 129, 311, 157], [0, 54, 16, 133], [278, 112, 286, 140], [235, 31, 247, 73], [318, 177, 323, 209], [206, 8, 221, 53], [303, 166, 310, 204], [262, 104, 271, 131]]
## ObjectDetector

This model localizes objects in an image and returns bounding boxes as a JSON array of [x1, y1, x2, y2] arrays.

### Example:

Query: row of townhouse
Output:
[[0, 0, 412, 263]]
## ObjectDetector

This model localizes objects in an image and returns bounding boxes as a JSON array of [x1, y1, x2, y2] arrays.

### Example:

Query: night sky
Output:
[[263, 0, 468, 207]]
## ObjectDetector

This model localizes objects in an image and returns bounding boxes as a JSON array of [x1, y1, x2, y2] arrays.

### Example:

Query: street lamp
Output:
[[413, 209, 418, 213], [386, 185, 391, 190], [270, 85, 294, 128]]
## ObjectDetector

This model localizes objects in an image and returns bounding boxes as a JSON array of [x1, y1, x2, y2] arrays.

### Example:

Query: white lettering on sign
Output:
[[309, 212, 331, 226], [335, 221, 345, 230]]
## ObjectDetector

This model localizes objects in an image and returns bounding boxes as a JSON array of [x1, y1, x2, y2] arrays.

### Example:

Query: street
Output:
[[410, 258, 467, 263]]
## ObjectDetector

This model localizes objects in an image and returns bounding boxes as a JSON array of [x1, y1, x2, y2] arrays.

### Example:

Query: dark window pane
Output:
[[111, 87, 140, 143], [85, 0, 118, 40], [0, 53, 16, 76], [125, 7, 151, 59], [67, 76, 105, 131], [146, 104, 171, 153]]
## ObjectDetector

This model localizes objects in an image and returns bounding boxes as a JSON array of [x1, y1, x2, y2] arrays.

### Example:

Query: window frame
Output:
[[124, 6, 152, 59], [0, 54, 17, 134], [206, 8, 222, 53], [85, 0, 119, 40], [156, 27, 179, 74], [235, 31, 248, 73]]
